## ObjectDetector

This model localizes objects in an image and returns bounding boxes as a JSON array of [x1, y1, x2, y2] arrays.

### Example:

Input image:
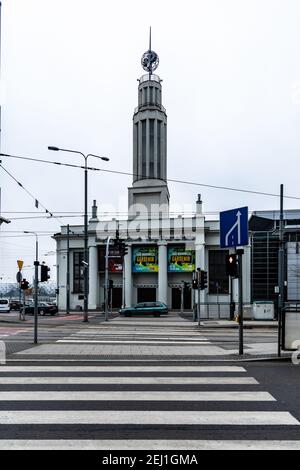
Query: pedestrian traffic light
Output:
[[192, 279, 198, 290], [40, 264, 50, 282], [20, 279, 29, 290], [200, 270, 208, 290], [226, 254, 237, 277]]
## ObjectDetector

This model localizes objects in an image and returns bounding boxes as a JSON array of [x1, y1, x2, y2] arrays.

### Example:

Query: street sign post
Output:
[[17, 259, 24, 271], [220, 207, 248, 248], [220, 207, 249, 355]]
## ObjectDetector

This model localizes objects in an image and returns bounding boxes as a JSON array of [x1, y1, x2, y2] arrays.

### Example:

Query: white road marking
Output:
[[0, 440, 299, 450], [56, 340, 211, 345], [0, 410, 297, 425], [0, 391, 275, 401], [0, 365, 246, 372], [0, 376, 258, 384]]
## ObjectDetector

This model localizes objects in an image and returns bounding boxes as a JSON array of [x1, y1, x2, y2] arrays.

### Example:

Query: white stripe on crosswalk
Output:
[[0, 376, 258, 384], [0, 440, 299, 450], [0, 410, 297, 425], [57, 340, 211, 344], [0, 365, 246, 372], [0, 391, 275, 401]]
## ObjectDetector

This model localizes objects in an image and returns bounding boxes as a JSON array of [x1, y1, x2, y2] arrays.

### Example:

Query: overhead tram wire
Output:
[[0, 163, 68, 226], [1, 152, 300, 201]]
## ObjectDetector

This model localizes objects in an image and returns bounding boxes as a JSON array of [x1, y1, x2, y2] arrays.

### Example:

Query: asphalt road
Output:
[[0, 312, 298, 449]]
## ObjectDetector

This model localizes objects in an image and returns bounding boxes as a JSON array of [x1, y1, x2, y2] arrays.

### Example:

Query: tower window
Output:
[[149, 119, 155, 178], [135, 122, 139, 179], [141, 119, 147, 178], [157, 120, 161, 178]]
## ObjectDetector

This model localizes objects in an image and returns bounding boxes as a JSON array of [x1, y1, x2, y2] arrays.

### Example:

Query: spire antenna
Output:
[[149, 26, 151, 51]]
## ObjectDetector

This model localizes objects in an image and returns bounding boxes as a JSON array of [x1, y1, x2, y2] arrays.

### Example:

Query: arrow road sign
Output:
[[220, 207, 248, 248]]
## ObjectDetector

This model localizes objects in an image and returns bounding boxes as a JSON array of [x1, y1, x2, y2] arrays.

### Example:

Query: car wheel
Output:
[[39, 310, 45, 316]]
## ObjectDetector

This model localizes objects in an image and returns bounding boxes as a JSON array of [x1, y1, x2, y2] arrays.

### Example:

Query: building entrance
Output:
[[137, 288, 156, 303], [172, 286, 192, 310], [111, 288, 122, 309]]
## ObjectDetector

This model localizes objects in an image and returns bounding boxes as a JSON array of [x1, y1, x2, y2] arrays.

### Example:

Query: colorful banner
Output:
[[132, 246, 158, 272], [98, 247, 123, 272], [168, 246, 195, 272]]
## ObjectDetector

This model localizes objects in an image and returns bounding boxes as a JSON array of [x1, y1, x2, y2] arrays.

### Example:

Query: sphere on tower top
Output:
[[141, 49, 159, 73], [141, 26, 159, 74]]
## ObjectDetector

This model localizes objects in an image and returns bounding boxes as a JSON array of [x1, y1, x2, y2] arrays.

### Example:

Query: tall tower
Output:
[[128, 29, 169, 219]]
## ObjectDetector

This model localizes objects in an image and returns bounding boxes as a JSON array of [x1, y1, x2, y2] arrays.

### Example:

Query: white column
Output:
[[88, 246, 98, 310], [124, 245, 132, 307], [158, 242, 168, 305]]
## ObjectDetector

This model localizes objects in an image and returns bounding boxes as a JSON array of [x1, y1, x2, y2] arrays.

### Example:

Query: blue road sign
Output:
[[220, 206, 248, 248]]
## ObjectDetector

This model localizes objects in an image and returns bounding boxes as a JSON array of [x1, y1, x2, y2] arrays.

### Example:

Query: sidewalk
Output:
[[4, 313, 289, 362]]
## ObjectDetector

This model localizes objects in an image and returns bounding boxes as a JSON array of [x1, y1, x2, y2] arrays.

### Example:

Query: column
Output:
[[88, 245, 98, 310], [124, 245, 132, 307], [158, 242, 168, 305]]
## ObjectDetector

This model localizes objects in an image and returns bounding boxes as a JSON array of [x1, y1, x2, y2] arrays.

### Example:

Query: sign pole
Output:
[[104, 236, 111, 322], [278, 184, 284, 357], [181, 281, 184, 315], [237, 249, 244, 355], [197, 269, 201, 326]]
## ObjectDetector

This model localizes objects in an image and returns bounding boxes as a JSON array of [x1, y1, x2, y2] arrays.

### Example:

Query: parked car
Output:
[[119, 301, 168, 317], [0, 298, 10, 313], [23, 302, 58, 316], [10, 299, 23, 311]]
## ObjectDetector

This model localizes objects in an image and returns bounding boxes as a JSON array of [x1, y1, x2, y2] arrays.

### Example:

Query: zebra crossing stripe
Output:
[[0, 391, 275, 401], [0, 410, 297, 425], [0, 440, 298, 450], [0, 376, 258, 384], [56, 340, 211, 344], [0, 366, 246, 372]]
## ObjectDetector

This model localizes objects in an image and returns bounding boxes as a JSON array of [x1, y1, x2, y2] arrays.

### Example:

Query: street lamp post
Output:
[[48, 146, 109, 322], [24, 231, 39, 343]]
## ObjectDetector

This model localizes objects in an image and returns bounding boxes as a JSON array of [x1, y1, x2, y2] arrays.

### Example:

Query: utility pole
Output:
[[34, 237, 39, 344], [66, 224, 70, 314], [197, 268, 201, 326], [237, 249, 244, 355], [24, 232, 39, 343], [104, 236, 111, 322], [181, 281, 185, 314], [278, 184, 284, 357]]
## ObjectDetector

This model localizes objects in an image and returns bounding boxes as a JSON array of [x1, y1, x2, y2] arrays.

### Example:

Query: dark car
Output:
[[23, 302, 58, 316], [119, 301, 168, 317], [10, 300, 23, 311]]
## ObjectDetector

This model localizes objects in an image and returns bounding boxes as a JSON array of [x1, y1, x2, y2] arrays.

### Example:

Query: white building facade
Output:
[[54, 46, 251, 314]]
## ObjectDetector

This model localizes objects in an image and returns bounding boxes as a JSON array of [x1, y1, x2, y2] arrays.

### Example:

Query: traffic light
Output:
[[40, 264, 50, 282], [192, 278, 198, 290], [109, 279, 114, 289], [200, 270, 208, 290], [119, 242, 128, 257], [20, 279, 29, 290], [226, 254, 238, 277]]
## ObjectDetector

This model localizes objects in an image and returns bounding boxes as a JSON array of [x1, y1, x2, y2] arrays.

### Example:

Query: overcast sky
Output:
[[1, 0, 300, 282]]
